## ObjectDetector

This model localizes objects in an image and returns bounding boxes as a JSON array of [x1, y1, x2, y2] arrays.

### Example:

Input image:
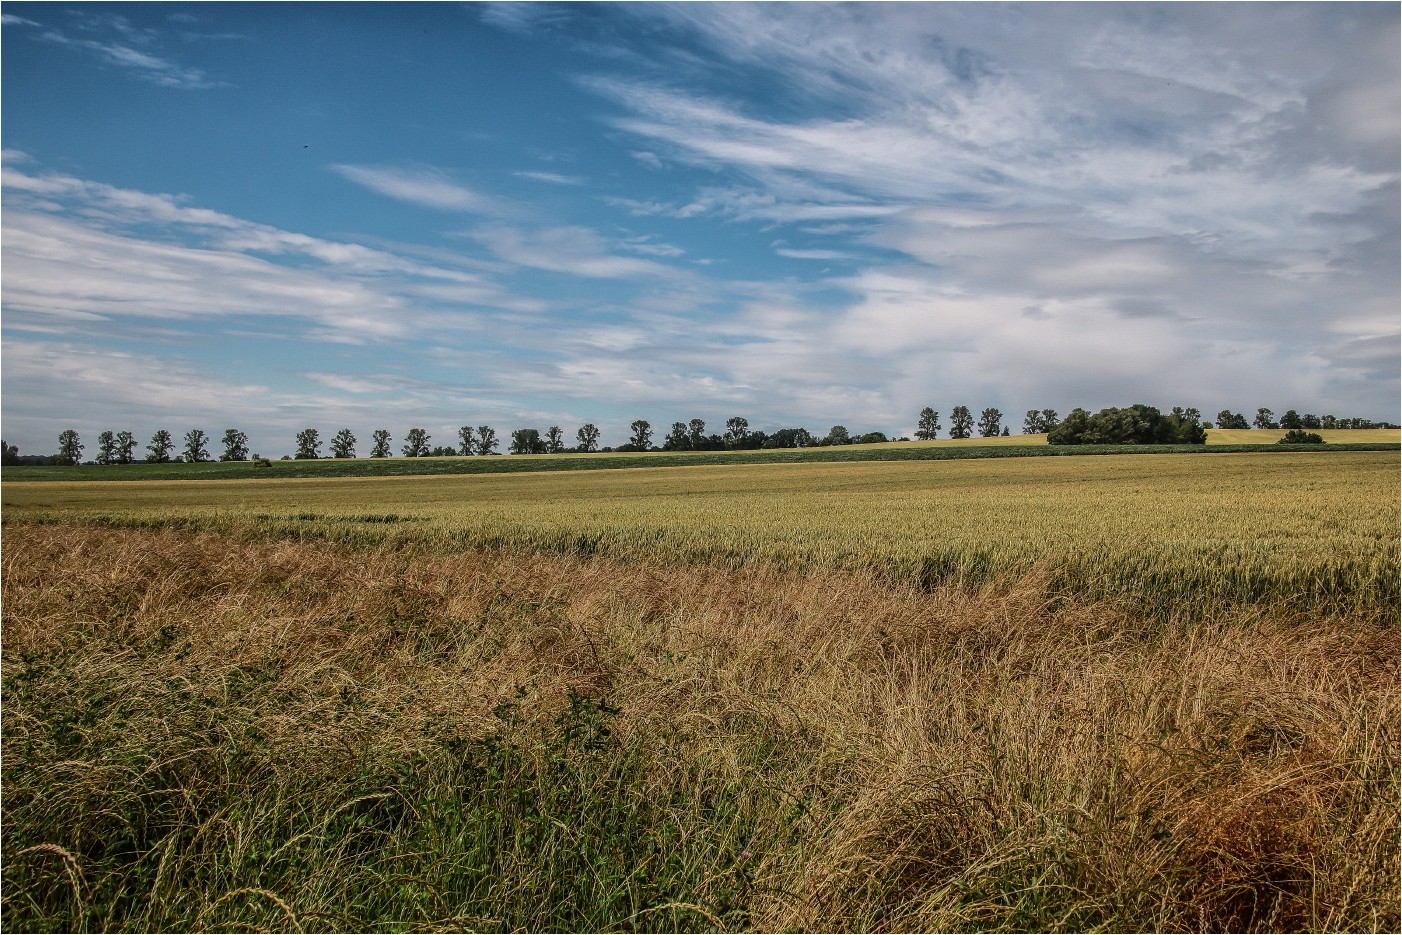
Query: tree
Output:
[[1253, 408, 1276, 430], [330, 429, 357, 459], [402, 428, 430, 457], [1023, 410, 1044, 434], [1300, 413, 1321, 429], [114, 431, 136, 464], [856, 431, 889, 444], [1, 441, 18, 466], [824, 425, 851, 446], [1048, 408, 1090, 444], [545, 426, 565, 454], [458, 426, 476, 456], [475, 426, 499, 456], [1047, 403, 1205, 445], [915, 407, 940, 441], [576, 423, 600, 453], [147, 430, 174, 463], [220, 429, 249, 461], [1002, 426, 1010, 436], [293, 428, 321, 460], [767, 427, 813, 448], [182, 429, 210, 463], [1040, 409, 1060, 431], [723, 416, 749, 449], [949, 406, 974, 439], [57, 429, 84, 465], [1279, 410, 1303, 430], [630, 419, 653, 450], [510, 428, 545, 455], [687, 419, 706, 448], [663, 422, 690, 451], [96, 431, 116, 465], [977, 408, 1003, 437], [1215, 410, 1249, 430], [370, 429, 392, 458]]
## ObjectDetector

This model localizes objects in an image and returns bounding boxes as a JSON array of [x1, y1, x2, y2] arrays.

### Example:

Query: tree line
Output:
[[5, 403, 1396, 466], [1212, 408, 1394, 431]]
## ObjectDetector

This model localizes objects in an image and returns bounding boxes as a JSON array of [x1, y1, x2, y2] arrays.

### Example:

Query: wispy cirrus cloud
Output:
[[14, 10, 222, 89], [466, 224, 684, 279], [0, 159, 542, 345], [331, 164, 510, 215], [573, 3, 1399, 419], [512, 170, 584, 186]]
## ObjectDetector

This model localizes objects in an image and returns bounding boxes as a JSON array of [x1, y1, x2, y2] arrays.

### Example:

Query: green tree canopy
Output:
[[330, 429, 357, 459], [977, 408, 1003, 437], [949, 406, 974, 439], [1047, 404, 1206, 445], [96, 431, 116, 465], [220, 429, 249, 462], [57, 429, 84, 465], [576, 423, 600, 453], [147, 430, 174, 464], [915, 407, 940, 441], [402, 428, 431, 457], [295, 428, 321, 460], [114, 431, 136, 464], [509, 428, 545, 455]]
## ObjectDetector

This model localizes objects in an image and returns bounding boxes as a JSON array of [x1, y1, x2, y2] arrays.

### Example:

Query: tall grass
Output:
[[4, 524, 1397, 932]]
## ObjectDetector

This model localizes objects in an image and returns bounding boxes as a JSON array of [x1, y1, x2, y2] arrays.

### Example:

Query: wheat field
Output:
[[5, 450, 1397, 617], [3, 449, 1398, 931]]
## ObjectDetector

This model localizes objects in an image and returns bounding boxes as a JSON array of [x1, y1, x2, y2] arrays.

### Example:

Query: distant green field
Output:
[[4, 431, 1395, 482]]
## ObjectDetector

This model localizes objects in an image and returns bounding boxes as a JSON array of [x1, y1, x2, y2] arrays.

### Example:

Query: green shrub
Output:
[[1278, 430, 1325, 444]]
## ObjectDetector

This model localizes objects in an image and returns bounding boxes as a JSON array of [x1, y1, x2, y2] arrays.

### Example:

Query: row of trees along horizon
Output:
[[4, 405, 1396, 467]]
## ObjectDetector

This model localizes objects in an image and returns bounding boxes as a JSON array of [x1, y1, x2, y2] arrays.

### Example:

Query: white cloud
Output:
[[479, 2, 569, 36], [775, 248, 855, 261], [467, 225, 683, 279], [1, 338, 276, 446], [303, 372, 393, 394], [577, 4, 1398, 418], [512, 170, 584, 186], [0, 165, 549, 345], [331, 164, 507, 214], [36, 29, 218, 89]]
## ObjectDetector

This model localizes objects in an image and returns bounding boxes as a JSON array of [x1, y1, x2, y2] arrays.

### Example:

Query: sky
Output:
[[2, 2, 1397, 457]]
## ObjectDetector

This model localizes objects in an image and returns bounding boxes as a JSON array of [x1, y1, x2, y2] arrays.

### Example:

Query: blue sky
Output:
[[3, 3, 1397, 456]]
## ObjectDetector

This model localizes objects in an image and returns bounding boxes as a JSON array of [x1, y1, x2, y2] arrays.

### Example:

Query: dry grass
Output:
[[1206, 428, 1400, 445], [3, 523, 1396, 932]]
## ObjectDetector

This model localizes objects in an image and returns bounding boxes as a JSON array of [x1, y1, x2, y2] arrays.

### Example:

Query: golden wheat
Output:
[[5, 450, 1397, 615], [3, 524, 1396, 931]]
